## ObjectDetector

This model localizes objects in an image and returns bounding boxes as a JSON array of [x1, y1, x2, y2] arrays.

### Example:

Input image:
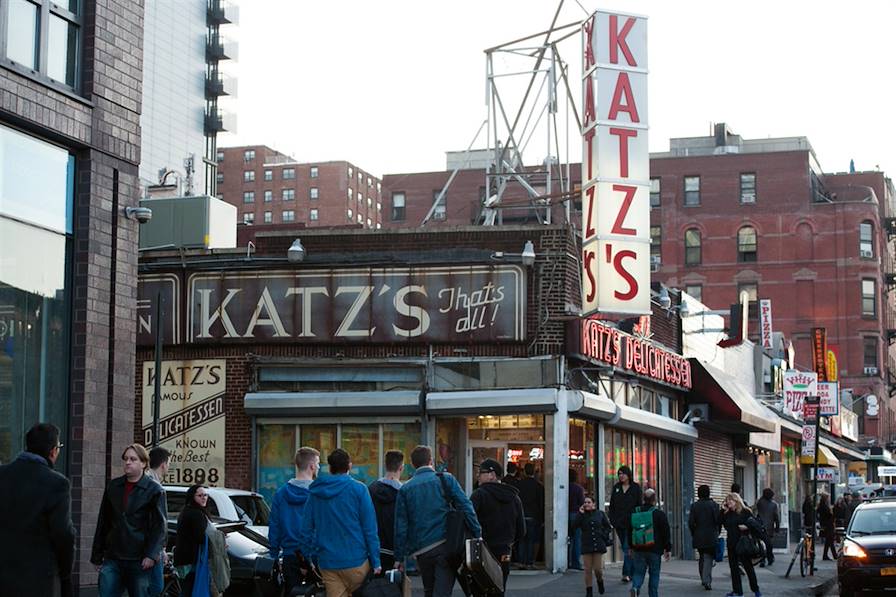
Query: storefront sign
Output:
[[580, 10, 650, 316], [826, 346, 839, 382], [141, 359, 226, 486], [571, 318, 692, 389], [878, 466, 896, 477], [809, 468, 839, 482], [784, 370, 817, 419], [841, 408, 859, 441], [818, 382, 839, 416], [759, 299, 773, 349], [137, 274, 180, 344], [801, 424, 816, 457], [812, 327, 828, 381]]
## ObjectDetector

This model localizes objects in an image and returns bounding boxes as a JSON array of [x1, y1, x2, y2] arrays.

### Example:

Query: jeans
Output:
[[615, 527, 633, 579], [148, 557, 164, 597], [568, 512, 582, 568], [520, 518, 540, 565], [98, 559, 151, 597], [697, 548, 714, 587], [728, 550, 759, 595], [631, 551, 661, 597], [763, 534, 775, 565], [417, 543, 458, 597]]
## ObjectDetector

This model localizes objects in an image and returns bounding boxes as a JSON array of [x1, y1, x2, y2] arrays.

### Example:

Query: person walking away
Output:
[[721, 492, 762, 597], [369, 450, 404, 570], [0, 423, 75, 597], [269, 446, 320, 596], [802, 495, 816, 531], [688, 484, 721, 590], [817, 494, 836, 560], [845, 491, 861, 527], [516, 462, 545, 569], [471, 458, 525, 595], [394, 445, 482, 597], [754, 488, 779, 567], [609, 465, 642, 583], [573, 493, 612, 596], [568, 468, 586, 570], [502, 462, 520, 487], [146, 446, 171, 596], [628, 488, 670, 597], [299, 449, 381, 597], [91, 443, 167, 597], [834, 496, 847, 529]]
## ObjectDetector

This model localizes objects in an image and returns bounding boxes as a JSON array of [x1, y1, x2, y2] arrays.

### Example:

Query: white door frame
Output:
[[466, 440, 508, 494]]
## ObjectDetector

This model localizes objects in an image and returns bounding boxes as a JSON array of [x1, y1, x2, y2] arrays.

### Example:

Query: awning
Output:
[[567, 389, 616, 420], [244, 391, 421, 416], [820, 436, 866, 461], [688, 360, 777, 434], [800, 445, 840, 467], [425, 388, 559, 415], [613, 403, 699, 444]]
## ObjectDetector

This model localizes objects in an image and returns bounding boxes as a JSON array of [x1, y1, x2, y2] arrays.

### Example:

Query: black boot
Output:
[[597, 577, 605, 594], [586, 587, 593, 597]]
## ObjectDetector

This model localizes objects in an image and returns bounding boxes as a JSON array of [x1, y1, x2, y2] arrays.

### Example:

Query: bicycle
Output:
[[784, 527, 814, 578]]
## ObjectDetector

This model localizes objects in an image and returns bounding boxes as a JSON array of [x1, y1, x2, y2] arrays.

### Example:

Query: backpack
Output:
[[630, 506, 656, 548]]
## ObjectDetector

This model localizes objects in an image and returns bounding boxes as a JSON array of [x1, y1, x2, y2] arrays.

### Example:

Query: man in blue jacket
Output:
[[299, 448, 381, 596], [269, 446, 320, 596], [394, 445, 482, 597]]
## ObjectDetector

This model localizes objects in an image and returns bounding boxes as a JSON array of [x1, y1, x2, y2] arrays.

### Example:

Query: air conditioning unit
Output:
[[684, 403, 710, 424], [864, 366, 879, 375], [650, 254, 661, 272], [860, 249, 873, 258]]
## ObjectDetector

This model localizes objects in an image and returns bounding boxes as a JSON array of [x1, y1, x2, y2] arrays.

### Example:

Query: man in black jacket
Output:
[[516, 463, 544, 569], [628, 489, 671, 597], [755, 487, 780, 566], [608, 465, 642, 583], [369, 450, 404, 569], [0, 423, 75, 597], [91, 443, 167, 597], [471, 458, 526, 594], [688, 484, 721, 590]]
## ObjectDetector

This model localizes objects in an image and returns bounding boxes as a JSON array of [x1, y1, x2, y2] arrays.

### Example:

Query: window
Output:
[[348, 188, 353, 201], [377, 182, 382, 193], [264, 190, 272, 202], [392, 192, 406, 221], [216, 172, 224, 184], [348, 166, 353, 179], [310, 208, 319, 221], [685, 228, 701, 265], [283, 168, 295, 180], [377, 202, 382, 212], [650, 177, 661, 207], [376, 223, 381, 230], [737, 226, 757, 262], [216, 151, 224, 162], [740, 173, 756, 203], [864, 337, 879, 369], [243, 170, 255, 182], [244, 149, 255, 161], [684, 176, 701, 206], [367, 177, 372, 187], [650, 225, 661, 259], [243, 212, 254, 224], [367, 197, 372, 208], [357, 214, 363, 224], [367, 218, 372, 227], [860, 221, 874, 258], [347, 209, 353, 221], [282, 210, 295, 222], [685, 284, 703, 302], [264, 170, 273, 181], [737, 282, 758, 318], [310, 187, 319, 200], [310, 166, 319, 178], [242, 191, 254, 203], [358, 171, 363, 183], [862, 278, 877, 317], [282, 188, 295, 201], [263, 211, 272, 223], [433, 191, 446, 220], [4, 0, 81, 88]]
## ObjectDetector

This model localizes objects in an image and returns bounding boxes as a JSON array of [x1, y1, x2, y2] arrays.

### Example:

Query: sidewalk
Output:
[[406, 556, 838, 596]]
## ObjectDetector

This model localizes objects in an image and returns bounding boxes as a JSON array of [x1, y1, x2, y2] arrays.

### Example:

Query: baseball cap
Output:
[[478, 458, 503, 478]]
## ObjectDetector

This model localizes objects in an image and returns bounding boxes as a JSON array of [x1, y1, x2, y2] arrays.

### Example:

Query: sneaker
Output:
[[754, 593, 763, 597], [629, 590, 638, 597]]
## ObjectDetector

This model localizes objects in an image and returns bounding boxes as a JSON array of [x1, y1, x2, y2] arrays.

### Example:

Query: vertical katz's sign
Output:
[[812, 327, 828, 381], [581, 10, 650, 316], [142, 360, 226, 487], [759, 299, 773, 350]]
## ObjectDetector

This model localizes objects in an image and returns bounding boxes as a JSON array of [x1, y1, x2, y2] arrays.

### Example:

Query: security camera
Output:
[[125, 206, 153, 224]]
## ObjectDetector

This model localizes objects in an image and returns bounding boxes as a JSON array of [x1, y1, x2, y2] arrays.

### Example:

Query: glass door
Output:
[[467, 440, 507, 494]]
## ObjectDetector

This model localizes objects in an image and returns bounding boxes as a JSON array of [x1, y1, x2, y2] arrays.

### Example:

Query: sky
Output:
[[221, 0, 896, 179]]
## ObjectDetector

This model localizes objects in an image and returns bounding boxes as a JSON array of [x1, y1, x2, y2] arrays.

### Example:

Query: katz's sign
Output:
[[581, 10, 650, 316], [568, 318, 692, 390]]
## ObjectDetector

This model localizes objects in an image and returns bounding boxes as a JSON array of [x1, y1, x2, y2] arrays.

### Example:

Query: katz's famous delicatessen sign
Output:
[[142, 360, 226, 487], [567, 318, 692, 390]]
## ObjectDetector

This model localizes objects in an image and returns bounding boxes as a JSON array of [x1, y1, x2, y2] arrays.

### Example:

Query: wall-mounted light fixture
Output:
[[287, 238, 305, 263], [491, 240, 536, 267]]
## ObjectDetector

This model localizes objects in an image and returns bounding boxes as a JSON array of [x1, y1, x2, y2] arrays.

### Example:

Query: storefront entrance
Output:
[[467, 440, 547, 492]]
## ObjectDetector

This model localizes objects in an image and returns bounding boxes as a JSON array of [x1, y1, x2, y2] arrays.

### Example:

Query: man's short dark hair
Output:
[[295, 446, 320, 471], [506, 462, 518, 475], [25, 423, 60, 460], [410, 445, 433, 469], [149, 446, 171, 470], [524, 463, 535, 477], [698, 484, 710, 499], [569, 468, 578, 483], [731, 483, 741, 494], [385, 450, 404, 473], [327, 448, 351, 474]]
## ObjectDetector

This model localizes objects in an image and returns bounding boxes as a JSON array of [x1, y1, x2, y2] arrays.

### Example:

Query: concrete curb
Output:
[[783, 574, 837, 596]]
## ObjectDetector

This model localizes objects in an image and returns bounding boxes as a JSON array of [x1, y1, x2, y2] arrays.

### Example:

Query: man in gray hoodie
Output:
[[269, 447, 320, 596]]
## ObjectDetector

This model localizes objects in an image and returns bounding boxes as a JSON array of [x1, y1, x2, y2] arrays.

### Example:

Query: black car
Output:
[[165, 516, 279, 597], [838, 498, 896, 596]]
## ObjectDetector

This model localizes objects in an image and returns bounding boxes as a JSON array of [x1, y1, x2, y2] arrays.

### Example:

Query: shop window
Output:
[[341, 424, 379, 485], [862, 278, 876, 317], [860, 221, 874, 258], [383, 423, 420, 481], [737, 226, 757, 262], [684, 176, 700, 206], [255, 424, 296, 503], [431, 358, 560, 390], [685, 228, 701, 265]]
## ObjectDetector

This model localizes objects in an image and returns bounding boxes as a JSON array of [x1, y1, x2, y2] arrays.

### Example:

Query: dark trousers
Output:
[[520, 518, 540, 565], [821, 525, 836, 559], [728, 550, 759, 595], [417, 543, 458, 597], [697, 548, 714, 587], [763, 535, 775, 565], [282, 554, 306, 596], [179, 570, 195, 597]]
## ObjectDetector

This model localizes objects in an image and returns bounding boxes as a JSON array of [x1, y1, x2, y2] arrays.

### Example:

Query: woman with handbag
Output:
[[573, 494, 613, 595], [721, 493, 762, 597], [175, 485, 230, 596]]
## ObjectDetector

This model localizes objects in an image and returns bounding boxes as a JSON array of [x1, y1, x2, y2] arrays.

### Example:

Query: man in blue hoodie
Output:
[[269, 446, 320, 596], [299, 448, 381, 597], [394, 445, 481, 597]]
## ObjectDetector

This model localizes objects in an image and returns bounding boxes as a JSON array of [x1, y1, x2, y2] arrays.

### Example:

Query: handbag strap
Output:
[[436, 472, 456, 511]]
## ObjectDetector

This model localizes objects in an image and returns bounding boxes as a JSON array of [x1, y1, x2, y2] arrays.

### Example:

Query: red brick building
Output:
[[216, 145, 384, 230], [380, 125, 896, 445]]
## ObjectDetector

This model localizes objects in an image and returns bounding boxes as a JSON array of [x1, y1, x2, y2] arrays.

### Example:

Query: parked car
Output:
[[165, 485, 270, 537], [838, 497, 896, 596]]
